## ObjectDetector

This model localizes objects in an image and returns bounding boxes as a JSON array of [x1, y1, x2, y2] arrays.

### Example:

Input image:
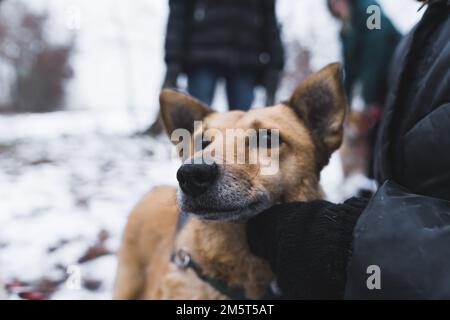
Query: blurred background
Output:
[[0, 0, 423, 299]]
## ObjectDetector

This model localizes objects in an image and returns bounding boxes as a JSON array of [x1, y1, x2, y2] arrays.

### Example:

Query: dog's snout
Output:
[[177, 163, 219, 197]]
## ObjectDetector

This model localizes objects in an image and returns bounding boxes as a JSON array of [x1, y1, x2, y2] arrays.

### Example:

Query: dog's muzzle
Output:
[[176, 161, 272, 222]]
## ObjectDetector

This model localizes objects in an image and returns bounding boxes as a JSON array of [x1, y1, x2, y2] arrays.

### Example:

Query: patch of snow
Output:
[[52, 255, 117, 300], [321, 152, 346, 203], [0, 113, 179, 298]]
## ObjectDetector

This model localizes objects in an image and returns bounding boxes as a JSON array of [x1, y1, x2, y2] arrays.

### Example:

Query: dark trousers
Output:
[[188, 67, 256, 111]]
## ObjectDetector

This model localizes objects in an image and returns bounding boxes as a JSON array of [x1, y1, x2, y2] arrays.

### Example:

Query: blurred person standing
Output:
[[327, 0, 402, 178], [147, 0, 285, 135]]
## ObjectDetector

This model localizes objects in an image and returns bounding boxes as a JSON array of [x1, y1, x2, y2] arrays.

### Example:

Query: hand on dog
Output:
[[246, 200, 335, 270], [246, 197, 368, 299]]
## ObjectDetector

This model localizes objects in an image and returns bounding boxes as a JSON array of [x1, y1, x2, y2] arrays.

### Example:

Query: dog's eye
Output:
[[258, 130, 282, 149], [202, 136, 212, 149]]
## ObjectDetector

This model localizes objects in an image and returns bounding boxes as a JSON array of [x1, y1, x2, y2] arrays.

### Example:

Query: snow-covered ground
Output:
[[0, 112, 181, 299], [0, 0, 422, 299]]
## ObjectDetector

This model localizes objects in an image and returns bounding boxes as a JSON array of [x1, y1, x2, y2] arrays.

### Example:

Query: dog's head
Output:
[[160, 63, 347, 222]]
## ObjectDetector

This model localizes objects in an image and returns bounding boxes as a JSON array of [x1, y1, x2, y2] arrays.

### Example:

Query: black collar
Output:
[[171, 212, 280, 300], [171, 248, 250, 300]]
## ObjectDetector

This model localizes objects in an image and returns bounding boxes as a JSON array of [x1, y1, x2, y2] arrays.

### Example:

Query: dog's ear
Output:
[[160, 89, 212, 138], [289, 63, 348, 169]]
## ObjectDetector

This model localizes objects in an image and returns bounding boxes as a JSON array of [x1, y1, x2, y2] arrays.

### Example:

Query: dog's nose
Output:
[[177, 163, 219, 197]]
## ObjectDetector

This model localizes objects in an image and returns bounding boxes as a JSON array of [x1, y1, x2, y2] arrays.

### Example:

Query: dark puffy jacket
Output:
[[346, 1, 450, 299], [374, 1, 450, 200], [164, 0, 284, 76], [341, 0, 402, 106]]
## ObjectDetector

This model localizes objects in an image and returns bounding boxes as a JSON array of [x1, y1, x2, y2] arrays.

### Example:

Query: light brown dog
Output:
[[113, 63, 347, 300]]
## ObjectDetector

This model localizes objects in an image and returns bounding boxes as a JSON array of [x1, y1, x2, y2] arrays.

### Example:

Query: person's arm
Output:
[[358, 31, 391, 106], [355, 10, 401, 106], [262, 0, 285, 105], [164, 0, 191, 88], [341, 30, 358, 103], [262, 0, 284, 71], [246, 197, 368, 299], [247, 180, 450, 299]]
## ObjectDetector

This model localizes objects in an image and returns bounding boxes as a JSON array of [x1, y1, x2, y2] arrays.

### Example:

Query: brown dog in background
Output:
[[113, 63, 348, 300]]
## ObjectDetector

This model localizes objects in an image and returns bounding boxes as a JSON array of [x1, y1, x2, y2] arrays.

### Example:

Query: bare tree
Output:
[[0, 1, 74, 113]]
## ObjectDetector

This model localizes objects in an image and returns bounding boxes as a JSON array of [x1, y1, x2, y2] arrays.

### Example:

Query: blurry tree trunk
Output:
[[0, 2, 74, 113]]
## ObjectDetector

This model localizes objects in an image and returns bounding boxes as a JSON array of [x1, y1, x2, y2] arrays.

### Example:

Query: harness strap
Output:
[[172, 212, 281, 300], [171, 249, 249, 300]]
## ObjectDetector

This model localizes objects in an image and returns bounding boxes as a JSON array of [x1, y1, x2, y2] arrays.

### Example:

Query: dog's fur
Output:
[[113, 63, 348, 300]]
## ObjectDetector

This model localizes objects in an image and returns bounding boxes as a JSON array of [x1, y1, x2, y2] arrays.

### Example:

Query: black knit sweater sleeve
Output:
[[246, 197, 368, 299]]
